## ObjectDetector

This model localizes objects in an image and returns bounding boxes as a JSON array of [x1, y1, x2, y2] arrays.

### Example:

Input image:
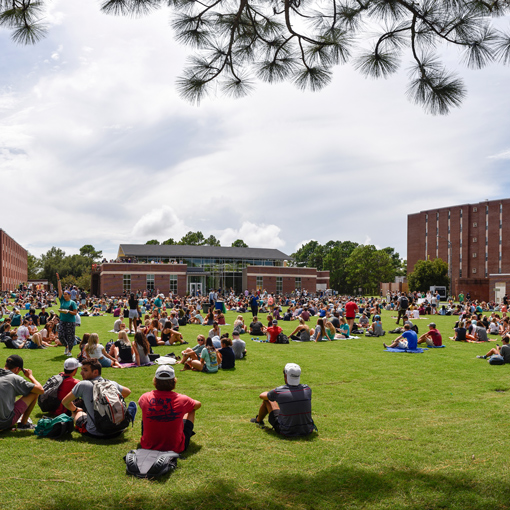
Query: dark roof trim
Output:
[[118, 244, 290, 260]]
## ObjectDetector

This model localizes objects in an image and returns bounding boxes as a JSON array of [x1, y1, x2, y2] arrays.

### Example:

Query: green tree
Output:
[[382, 247, 406, 277], [290, 241, 321, 268], [79, 244, 103, 262], [39, 247, 67, 287], [27, 252, 41, 280], [204, 235, 221, 246], [231, 239, 248, 248], [146, 239, 160, 245], [5, 1, 510, 113], [179, 231, 206, 245], [162, 238, 176, 245], [345, 245, 395, 295], [408, 258, 450, 292], [323, 241, 359, 293]]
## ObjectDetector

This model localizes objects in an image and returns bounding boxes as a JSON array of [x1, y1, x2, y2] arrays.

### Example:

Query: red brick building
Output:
[[0, 229, 28, 291], [92, 244, 329, 296], [408, 199, 510, 301]]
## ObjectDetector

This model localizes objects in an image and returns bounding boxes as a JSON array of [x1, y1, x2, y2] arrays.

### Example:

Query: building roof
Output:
[[118, 244, 290, 260]]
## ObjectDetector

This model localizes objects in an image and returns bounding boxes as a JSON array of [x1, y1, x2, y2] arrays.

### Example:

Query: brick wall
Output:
[[0, 230, 28, 291]]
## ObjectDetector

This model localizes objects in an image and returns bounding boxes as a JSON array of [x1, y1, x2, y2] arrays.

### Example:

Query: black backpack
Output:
[[124, 449, 179, 479], [38, 375, 64, 413], [276, 333, 289, 344], [400, 297, 409, 309]]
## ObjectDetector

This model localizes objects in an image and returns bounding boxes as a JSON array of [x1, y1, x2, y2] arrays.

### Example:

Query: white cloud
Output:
[[216, 222, 286, 250], [132, 206, 188, 239], [488, 150, 510, 160]]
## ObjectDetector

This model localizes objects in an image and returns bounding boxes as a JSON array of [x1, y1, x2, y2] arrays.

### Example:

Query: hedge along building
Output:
[[407, 198, 510, 302], [91, 244, 330, 296]]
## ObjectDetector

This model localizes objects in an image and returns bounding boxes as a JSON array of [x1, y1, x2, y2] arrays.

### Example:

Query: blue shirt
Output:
[[403, 330, 418, 350]]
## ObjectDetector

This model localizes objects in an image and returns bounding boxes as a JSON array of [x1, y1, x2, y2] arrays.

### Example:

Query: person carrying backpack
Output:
[[396, 294, 410, 325], [61, 358, 132, 438]]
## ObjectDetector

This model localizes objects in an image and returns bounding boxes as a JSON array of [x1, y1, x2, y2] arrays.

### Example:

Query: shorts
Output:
[[397, 341, 408, 350], [345, 316, 355, 321], [182, 419, 195, 451], [129, 309, 138, 319], [99, 357, 113, 367], [268, 410, 281, 434], [11, 400, 28, 426], [425, 337, 435, 347], [26, 341, 39, 349]]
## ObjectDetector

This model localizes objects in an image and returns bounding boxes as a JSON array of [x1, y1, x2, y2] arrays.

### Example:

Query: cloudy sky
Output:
[[1, 1, 509, 261]]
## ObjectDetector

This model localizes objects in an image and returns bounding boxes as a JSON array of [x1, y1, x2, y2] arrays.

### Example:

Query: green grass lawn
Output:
[[1, 306, 510, 510]]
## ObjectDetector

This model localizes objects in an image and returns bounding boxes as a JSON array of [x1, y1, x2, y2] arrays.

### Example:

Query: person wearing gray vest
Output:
[[250, 363, 315, 437]]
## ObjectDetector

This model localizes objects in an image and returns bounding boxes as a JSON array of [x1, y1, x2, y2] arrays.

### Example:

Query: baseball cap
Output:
[[428, 322, 436, 328], [155, 365, 175, 380], [272, 320, 278, 325], [284, 363, 301, 385], [64, 358, 81, 370], [6, 354, 24, 370]]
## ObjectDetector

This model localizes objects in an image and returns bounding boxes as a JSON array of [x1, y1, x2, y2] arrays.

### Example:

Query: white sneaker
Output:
[[66, 352, 73, 357]]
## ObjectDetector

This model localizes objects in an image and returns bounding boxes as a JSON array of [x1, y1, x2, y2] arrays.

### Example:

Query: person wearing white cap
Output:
[[138, 365, 201, 453], [42, 358, 82, 416], [250, 363, 315, 437]]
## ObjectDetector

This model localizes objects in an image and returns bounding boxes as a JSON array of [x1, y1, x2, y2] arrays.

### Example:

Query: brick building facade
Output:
[[408, 198, 510, 301], [0, 230, 27, 291]]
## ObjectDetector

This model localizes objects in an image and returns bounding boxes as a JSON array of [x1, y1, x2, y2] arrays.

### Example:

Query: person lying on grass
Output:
[[384, 323, 418, 350], [138, 365, 201, 453], [0, 354, 44, 431], [250, 363, 316, 437], [477, 334, 510, 362]]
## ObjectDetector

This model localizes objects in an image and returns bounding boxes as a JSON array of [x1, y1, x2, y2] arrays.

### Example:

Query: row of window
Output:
[[255, 276, 301, 292], [123, 274, 178, 293]]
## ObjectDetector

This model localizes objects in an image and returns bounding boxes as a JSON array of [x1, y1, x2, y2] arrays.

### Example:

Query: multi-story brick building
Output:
[[0, 230, 28, 291], [408, 198, 510, 301], [91, 244, 329, 296]]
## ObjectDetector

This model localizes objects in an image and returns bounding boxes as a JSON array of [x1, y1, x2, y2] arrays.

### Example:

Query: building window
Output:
[[473, 237, 477, 243], [146, 274, 155, 290], [473, 253, 477, 258], [473, 222, 478, 227], [425, 215, 428, 223], [123, 274, 131, 293], [460, 209, 463, 217], [169, 275, 177, 294], [473, 207, 477, 212], [500, 204, 503, 212], [295, 277, 302, 290], [276, 277, 283, 294], [472, 268, 477, 274], [459, 269, 462, 277], [256, 276, 263, 291], [486, 207, 489, 214]]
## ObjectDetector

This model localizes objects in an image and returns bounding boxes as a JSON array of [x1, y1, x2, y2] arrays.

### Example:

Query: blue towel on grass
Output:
[[428, 345, 446, 348], [385, 347, 428, 353]]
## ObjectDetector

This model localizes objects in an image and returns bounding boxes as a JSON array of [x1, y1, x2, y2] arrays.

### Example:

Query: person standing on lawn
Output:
[[344, 299, 358, 332], [0, 354, 44, 431], [56, 272, 78, 357]]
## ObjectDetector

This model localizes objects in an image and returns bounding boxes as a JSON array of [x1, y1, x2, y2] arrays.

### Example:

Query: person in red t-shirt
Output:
[[418, 323, 443, 347], [344, 300, 359, 332], [52, 358, 81, 416], [138, 365, 201, 453], [264, 320, 283, 343]]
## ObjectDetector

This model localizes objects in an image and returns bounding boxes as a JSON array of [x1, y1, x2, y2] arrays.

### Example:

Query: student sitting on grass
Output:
[[138, 365, 201, 453], [218, 337, 235, 369], [84, 333, 122, 368], [250, 363, 315, 437], [289, 317, 311, 342], [450, 321, 468, 341], [179, 335, 206, 370], [417, 323, 443, 347], [384, 323, 418, 350], [44, 357, 81, 416], [109, 331, 135, 364], [188, 338, 221, 373], [0, 354, 44, 431], [161, 322, 184, 346], [62, 358, 132, 438], [477, 334, 510, 362], [133, 332, 151, 366]]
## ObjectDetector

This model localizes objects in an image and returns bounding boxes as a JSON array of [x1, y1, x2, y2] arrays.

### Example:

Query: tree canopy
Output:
[[408, 257, 450, 291], [231, 239, 249, 247], [3, 0, 510, 113]]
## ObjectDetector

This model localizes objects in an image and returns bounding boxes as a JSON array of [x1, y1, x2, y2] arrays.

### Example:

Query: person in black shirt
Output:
[[219, 337, 235, 369]]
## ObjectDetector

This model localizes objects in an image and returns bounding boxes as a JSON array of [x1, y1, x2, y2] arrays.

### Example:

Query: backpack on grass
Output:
[[38, 375, 64, 413], [93, 379, 130, 434], [34, 414, 74, 439], [124, 449, 179, 479], [276, 333, 289, 344]]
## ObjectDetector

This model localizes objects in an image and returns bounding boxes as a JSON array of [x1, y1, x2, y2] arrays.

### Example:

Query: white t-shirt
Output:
[[16, 325, 30, 341], [87, 344, 104, 359]]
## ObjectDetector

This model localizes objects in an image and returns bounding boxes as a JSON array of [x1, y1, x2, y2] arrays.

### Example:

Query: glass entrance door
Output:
[[190, 282, 203, 296]]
